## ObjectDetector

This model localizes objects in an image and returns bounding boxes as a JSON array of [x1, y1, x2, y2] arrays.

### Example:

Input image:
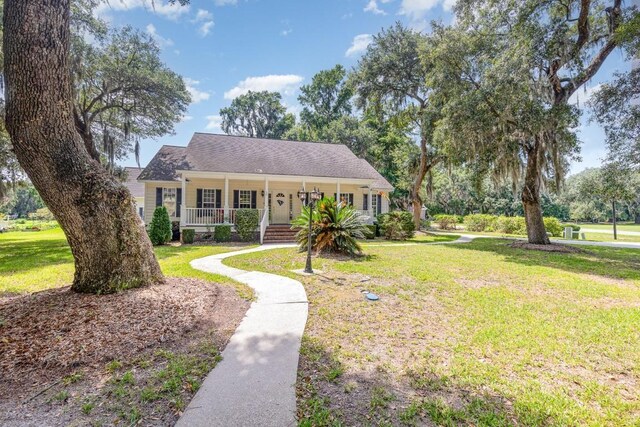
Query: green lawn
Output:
[[574, 222, 640, 232], [0, 227, 254, 298], [226, 239, 640, 426]]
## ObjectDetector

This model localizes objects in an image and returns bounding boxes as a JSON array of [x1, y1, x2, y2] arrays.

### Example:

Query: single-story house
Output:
[[138, 133, 393, 243], [124, 166, 145, 218]]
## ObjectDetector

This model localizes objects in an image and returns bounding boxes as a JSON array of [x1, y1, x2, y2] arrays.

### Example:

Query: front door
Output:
[[272, 192, 290, 224]]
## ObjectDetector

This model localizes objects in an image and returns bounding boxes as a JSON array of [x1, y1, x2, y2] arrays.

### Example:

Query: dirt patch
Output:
[[509, 241, 586, 253], [0, 278, 249, 426]]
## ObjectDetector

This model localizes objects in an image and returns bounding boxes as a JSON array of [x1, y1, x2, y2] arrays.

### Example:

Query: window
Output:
[[239, 190, 252, 209], [163, 188, 177, 217], [138, 207, 144, 218], [371, 194, 377, 214], [202, 189, 216, 209], [335, 193, 354, 206]]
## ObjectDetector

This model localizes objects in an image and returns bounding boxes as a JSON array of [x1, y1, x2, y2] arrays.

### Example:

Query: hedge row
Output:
[[463, 214, 565, 237]]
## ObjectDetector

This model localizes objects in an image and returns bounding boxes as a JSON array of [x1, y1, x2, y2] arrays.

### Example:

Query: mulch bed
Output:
[[0, 278, 248, 407], [509, 241, 585, 253]]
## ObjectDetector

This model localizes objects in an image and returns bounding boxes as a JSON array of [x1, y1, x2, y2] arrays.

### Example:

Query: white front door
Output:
[[272, 192, 290, 224]]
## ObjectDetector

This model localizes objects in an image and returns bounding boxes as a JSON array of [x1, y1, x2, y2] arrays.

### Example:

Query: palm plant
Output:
[[292, 198, 367, 256]]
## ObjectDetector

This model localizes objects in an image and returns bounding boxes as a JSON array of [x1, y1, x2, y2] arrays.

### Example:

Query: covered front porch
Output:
[[176, 171, 384, 241]]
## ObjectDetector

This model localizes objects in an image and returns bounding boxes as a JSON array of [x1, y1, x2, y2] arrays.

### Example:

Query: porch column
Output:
[[180, 174, 187, 227], [264, 178, 269, 221], [336, 180, 341, 205], [368, 187, 373, 219], [224, 176, 229, 222]]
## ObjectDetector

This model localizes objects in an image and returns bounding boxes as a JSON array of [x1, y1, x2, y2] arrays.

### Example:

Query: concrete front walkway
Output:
[[177, 244, 305, 427]]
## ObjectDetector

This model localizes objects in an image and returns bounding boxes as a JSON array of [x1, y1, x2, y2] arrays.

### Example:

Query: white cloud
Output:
[[96, 0, 190, 20], [281, 28, 293, 36], [345, 34, 372, 57], [192, 9, 214, 36], [569, 84, 602, 107], [194, 9, 213, 21], [364, 0, 387, 15], [399, 0, 440, 19], [181, 115, 194, 122], [443, 0, 457, 11], [214, 0, 237, 5], [199, 21, 215, 36], [184, 78, 211, 103], [146, 24, 173, 48], [206, 115, 224, 132], [224, 75, 304, 100]]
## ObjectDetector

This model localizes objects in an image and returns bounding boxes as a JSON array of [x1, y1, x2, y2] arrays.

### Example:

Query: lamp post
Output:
[[298, 187, 321, 274]]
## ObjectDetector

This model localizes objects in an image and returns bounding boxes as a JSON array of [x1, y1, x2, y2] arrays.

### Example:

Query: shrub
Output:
[[543, 217, 563, 237], [182, 229, 195, 244], [214, 224, 231, 242], [378, 211, 415, 240], [292, 197, 367, 256], [235, 209, 260, 241], [464, 214, 496, 232], [148, 206, 172, 246], [28, 207, 55, 221], [433, 214, 458, 230], [364, 224, 376, 240], [494, 216, 526, 235]]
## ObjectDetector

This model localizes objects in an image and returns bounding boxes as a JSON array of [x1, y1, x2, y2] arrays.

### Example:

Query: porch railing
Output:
[[183, 208, 264, 226]]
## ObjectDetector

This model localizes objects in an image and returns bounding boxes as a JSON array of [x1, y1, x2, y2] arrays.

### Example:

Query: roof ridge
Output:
[[191, 132, 350, 148]]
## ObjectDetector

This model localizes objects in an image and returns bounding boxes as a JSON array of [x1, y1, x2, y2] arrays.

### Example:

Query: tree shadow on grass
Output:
[[0, 237, 72, 275], [455, 238, 640, 281], [297, 336, 561, 427]]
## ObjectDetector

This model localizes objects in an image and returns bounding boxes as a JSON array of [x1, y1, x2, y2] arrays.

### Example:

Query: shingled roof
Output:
[[123, 167, 145, 198], [139, 133, 393, 189]]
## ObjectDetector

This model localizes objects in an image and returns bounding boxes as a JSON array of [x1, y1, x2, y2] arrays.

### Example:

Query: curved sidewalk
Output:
[[177, 244, 305, 427]]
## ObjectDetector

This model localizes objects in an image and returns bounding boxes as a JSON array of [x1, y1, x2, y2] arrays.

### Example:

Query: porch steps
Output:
[[263, 225, 299, 243]]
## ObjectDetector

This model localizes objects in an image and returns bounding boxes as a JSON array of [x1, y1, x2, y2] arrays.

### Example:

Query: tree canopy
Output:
[[351, 22, 439, 227], [220, 90, 295, 139], [72, 23, 190, 170]]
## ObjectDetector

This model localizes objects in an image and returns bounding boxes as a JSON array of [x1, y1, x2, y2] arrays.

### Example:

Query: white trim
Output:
[[174, 170, 375, 185]]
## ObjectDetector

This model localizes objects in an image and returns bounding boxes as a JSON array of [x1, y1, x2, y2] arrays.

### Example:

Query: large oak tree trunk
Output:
[[4, 0, 163, 293], [521, 139, 550, 245]]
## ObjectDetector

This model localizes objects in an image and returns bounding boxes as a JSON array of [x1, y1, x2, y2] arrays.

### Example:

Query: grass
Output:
[[573, 222, 640, 232], [225, 239, 640, 426], [437, 225, 640, 244], [0, 227, 255, 298]]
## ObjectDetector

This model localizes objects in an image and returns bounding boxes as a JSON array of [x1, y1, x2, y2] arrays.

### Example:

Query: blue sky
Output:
[[98, 0, 634, 176]]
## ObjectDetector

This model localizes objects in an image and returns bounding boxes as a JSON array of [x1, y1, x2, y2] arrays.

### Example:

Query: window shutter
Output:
[[216, 189, 222, 208], [233, 190, 239, 209], [333, 193, 337, 201], [176, 189, 182, 218], [196, 189, 203, 209], [377, 195, 382, 215], [156, 188, 163, 207], [363, 194, 368, 210], [251, 191, 257, 209], [349, 194, 354, 206]]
